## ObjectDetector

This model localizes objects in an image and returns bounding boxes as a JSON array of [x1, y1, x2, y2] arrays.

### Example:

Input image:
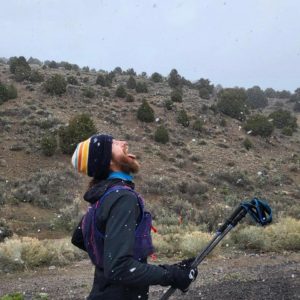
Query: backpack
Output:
[[74, 185, 154, 267]]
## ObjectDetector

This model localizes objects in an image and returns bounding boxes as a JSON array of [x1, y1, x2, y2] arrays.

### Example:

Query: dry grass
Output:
[[153, 227, 219, 258], [153, 217, 300, 258], [0, 236, 86, 272], [0, 218, 299, 273], [227, 217, 300, 251]]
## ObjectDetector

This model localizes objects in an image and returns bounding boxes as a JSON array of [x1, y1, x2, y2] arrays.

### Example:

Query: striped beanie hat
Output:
[[71, 134, 113, 179]]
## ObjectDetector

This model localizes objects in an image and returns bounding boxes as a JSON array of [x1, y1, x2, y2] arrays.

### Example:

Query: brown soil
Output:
[[0, 252, 299, 300]]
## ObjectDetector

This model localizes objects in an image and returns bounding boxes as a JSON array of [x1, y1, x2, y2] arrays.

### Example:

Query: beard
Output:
[[112, 153, 140, 174]]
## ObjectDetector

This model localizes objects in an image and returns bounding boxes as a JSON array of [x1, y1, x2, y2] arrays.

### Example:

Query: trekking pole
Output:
[[160, 198, 272, 300]]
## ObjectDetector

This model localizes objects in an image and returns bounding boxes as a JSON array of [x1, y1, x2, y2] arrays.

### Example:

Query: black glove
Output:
[[176, 257, 196, 269], [161, 263, 198, 292]]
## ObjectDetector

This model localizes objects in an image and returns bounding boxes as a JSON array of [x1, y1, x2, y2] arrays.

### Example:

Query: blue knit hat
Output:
[[72, 134, 113, 180]]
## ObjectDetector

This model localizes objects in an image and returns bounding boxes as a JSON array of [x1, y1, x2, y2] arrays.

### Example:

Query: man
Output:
[[71, 134, 197, 300]]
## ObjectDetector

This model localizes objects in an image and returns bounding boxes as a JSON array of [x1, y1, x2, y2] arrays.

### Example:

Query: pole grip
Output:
[[217, 205, 244, 233], [232, 207, 247, 226]]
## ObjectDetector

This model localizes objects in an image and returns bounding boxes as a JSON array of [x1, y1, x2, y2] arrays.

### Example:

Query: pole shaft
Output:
[[159, 206, 248, 300]]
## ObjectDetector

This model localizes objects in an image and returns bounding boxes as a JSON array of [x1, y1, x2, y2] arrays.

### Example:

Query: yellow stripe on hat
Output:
[[80, 138, 90, 174], [77, 142, 84, 172]]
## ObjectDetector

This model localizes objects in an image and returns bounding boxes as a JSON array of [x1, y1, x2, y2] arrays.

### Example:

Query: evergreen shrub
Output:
[[136, 82, 148, 93], [43, 74, 67, 96], [82, 87, 95, 98], [126, 76, 136, 89], [103, 89, 110, 97], [243, 138, 253, 150], [269, 109, 297, 131], [244, 114, 274, 137], [29, 70, 44, 83], [154, 125, 169, 144], [137, 100, 155, 122], [41, 133, 57, 156], [48, 60, 59, 68], [113, 67, 122, 74], [293, 102, 300, 112], [9, 56, 30, 77], [277, 90, 291, 99], [96, 74, 106, 86], [199, 87, 210, 99], [58, 114, 97, 154], [96, 74, 112, 87], [192, 119, 204, 132], [217, 88, 248, 120], [61, 61, 72, 70], [177, 109, 190, 127], [15, 65, 31, 82], [125, 68, 136, 76], [115, 85, 127, 98], [28, 57, 42, 65], [195, 78, 214, 98], [151, 72, 163, 83], [168, 69, 181, 88], [282, 127, 293, 136], [0, 83, 17, 104], [264, 88, 277, 98], [171, 89, 182, 102], [164, 99, 173, 110], [246, 86, 268, 108]]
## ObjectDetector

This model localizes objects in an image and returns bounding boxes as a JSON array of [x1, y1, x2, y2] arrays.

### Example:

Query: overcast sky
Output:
[[1, 0, 300, 91]]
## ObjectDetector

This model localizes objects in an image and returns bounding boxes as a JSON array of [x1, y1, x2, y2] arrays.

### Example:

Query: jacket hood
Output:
[[83, 179, 135, 204]]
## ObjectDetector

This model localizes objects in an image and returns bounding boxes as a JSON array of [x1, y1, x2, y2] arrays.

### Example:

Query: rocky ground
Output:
[[0, 252, 299, 300]]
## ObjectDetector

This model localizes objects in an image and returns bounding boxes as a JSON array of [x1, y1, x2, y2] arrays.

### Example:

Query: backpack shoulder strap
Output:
[[98, 184, 143, 208], [94, 185, 146, 236], [101, 184, 135, 199], [100, 184, 145, 220]]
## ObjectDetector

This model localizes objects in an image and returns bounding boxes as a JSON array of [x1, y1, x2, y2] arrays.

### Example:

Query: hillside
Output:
[[0, 59, 299, 298], [1, 61, 299, 231]]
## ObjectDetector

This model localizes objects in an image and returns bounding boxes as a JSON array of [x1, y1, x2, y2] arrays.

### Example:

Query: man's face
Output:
[[111, 139, 140, 174]]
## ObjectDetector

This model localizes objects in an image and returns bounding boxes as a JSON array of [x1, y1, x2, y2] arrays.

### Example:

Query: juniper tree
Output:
[[137, 99, 154, 122]]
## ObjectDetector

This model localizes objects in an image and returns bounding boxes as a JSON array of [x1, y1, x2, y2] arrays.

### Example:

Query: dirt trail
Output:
[[0, 252, 299, 300]]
